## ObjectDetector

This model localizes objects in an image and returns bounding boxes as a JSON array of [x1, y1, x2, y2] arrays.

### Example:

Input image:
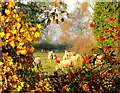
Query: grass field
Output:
[[33, 52, 83, 75], [33, 52, 65, 75]]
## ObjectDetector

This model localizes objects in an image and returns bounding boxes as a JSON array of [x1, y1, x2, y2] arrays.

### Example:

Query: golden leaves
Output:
[[3, 66, 11, 72], [0, 32, 5, 37], [13, 14, 19, 18], [34, 32, 40, 38], [12, 75, 18, 80], [5, 17, 10, 22], [5, 9, 10, 15], [29, 27, 37, 31], [12, 9, 18, 14], [0, 62, 4, 66], [15, 23, 21, 29], [9, 41, 15, 48], [8, 2, 15, 8], [16, 17, 21, 22], [37, 24, 42, 29], [5, 33, 10, 39], [11, 29, 17, 35], [2, 2, 43, 92], [29, 47, 34, 52], [16, 50, 27, 55], [1, 15, 6, 22]]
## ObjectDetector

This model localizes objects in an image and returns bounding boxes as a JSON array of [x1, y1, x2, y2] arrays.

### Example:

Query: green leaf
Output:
[[21, 17, 26, 21]]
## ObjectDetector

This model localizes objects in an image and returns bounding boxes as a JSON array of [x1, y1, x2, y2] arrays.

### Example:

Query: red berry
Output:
[[114, 27, 119, 30], [101, 57, 105, 60], [104, 46, 111, 49], [91, 48, 95, 51], [112, 37, 117, 41], [116, 33, 120, 37], [108, 30, 113, 33], [67, 75, 72, 79], [90, 23, 94, 28], [62, 86, 68, 90], [101, 28, 106, 31], [110, 70, 114, 74], [102, 74, 107, 77], [74, 70, 78, 73], [99, 36, 105, 40], [109, 17, 115, 21]]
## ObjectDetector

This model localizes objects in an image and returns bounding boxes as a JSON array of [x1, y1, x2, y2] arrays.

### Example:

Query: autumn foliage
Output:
[[1, 1, 120, 93], [1, 2, 42, 92]]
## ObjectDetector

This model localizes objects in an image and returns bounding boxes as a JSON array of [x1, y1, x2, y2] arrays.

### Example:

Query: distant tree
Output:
[[58, 2, 97, 52], [70, 2, 93, 38], [58, 2, 94, 44], [71, 37, 97, 54]]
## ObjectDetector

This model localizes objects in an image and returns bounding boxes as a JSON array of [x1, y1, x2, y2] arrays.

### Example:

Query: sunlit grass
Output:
[[33, 52, 64, 75], [33, 52, 83, 75]]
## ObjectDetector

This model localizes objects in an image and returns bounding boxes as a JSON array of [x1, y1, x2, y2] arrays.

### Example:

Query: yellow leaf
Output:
[[5, 18, 9, 22], [31, 32, 34, 35], [9, 61, 13, 65], [27, 84, 30, 87], [0, 62, 4, 66], [20, 28, 25, 32], [6, 2, 8, 5], [9, 41, 15, 48], [0, 32, 5, 37], [15, 14, 19, 18], [16, 17, 21, 22], [20, 82, 25, 87], [37, 24, 42, 29], [13, 14, 19, 18], [29, 27, 37, 31], [11, 29, 17, 34], [34, 32, 40, 38], [11, 36, 15, 40], [5, 33, 10, 39], [0, 81, 2, 85], [12, 75, 18, 80], [19, 42, 24, 46], [7, 67, 11, 71], [1, 16, 6, 22], [17, 50, 27, 55], [5, 9, 10, 15], [16, 85, 22, 91], [15, 23, 21, 29], [18, 64, 22, 69], [16, 36, 21, 41], [13, 9, 18, 13], [3, 66, 10, 72], [12, 84, 17, 88], [8, 2, 15, 8]]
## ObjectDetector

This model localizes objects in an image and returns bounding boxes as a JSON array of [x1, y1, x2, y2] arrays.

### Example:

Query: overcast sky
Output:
[[63, 0, 84, 13]]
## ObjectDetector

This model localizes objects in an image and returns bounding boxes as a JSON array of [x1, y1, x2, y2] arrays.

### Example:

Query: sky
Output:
[[63, 0, 84, 13]]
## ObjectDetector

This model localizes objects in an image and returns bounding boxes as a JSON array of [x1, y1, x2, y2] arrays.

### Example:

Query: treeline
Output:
[[34, 41, 72, 52]]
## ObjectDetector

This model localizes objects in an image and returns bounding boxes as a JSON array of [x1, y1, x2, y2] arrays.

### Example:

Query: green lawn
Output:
[[33, 52, 83, 75], [33, 52, 64, 75]]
